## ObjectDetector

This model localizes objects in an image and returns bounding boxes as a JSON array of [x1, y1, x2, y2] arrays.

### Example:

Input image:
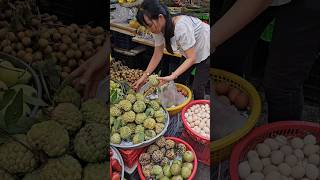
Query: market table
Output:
[[110, 21, 182, 58]]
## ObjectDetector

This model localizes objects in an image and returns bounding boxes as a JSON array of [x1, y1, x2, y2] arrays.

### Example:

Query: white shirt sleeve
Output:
[[152, 33, 165, 47], [175, 21, 196, 51]]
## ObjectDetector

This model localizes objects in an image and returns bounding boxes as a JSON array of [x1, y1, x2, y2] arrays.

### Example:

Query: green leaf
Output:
[[157, 70, 162, 76], [114, 118, 121, 131], [6, 116, 36, 134], [4, 89, 24, 127], [24, 95, 48, 107], [0, 89, 16, 111], [110, 91, 118, 104]]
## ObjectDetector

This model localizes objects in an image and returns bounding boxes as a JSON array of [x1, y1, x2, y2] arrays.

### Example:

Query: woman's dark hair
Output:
[[136, 0, 175, 54]]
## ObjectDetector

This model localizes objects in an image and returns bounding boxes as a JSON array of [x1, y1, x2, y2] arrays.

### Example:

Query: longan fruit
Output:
[[25, 48, 33, 53], [62, 66, 71, 73], [70, 43, 78, 50], [22, 37, 31, 46], [59, 43, 68, 52], [68, 59, 77, 68], [66, 49, 75, 58], [44, 46, 53, 54], [62, 35, 72, 44], [24, 53, 33, 63], [17, 50, 26, 58], [53, 33, 61, 41], [33, 51, 43, 61], [74, 50, 82, 59], [3, 46, 12, 53], [39, 38, 49, 48], [61, 72, 69, 80]]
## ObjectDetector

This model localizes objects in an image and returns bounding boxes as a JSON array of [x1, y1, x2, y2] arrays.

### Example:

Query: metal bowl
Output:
[[110, 108, 170, 149]]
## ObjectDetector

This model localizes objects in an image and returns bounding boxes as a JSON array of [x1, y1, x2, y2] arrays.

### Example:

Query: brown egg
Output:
[[228, 88, 241, 103], [215, 82, 230, 95], [234, 92, 249, 110]]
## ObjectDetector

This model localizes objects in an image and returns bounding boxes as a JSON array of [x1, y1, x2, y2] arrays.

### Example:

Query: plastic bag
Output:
[[110, 4, 136, 23], [158, 81, 186, 108]]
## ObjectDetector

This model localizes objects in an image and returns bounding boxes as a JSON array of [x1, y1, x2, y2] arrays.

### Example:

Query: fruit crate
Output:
[[112, 47, 145, 70], [210, 68, 261, 164], [230, 121, 320, 180]]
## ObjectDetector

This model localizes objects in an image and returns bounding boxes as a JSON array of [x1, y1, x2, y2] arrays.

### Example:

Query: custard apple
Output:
[[54, 86, 81, 107], [51, 103, 83, 132], [0, 134, 37, 174], [74, 123, 108, 162], [149, 100, 160, 111], [27, 121, 69, 157], [81, 99, 108, 125], [83, 162, 108, 180], [133, 133, 145, 144], [135, 113, 147, 124], [145, 130, 157, 140], [135, 93, 145, 101], [111, 133, 121, 144], [144, 118, 156, 129], [145, 108, 155, 117], [22, 169, 41, 180], [119, 126, 132, 140], [135, 125, 145, 134], [40, 155, 82, 180], [126, 94, 136, 104], [0, 169, 15, 180], [155, 123, 165, 134], [110, 106, 122, 117], [122, 111, 136, 123], [127, 123, 136, 133], [119, 100, 132, 112], [148, 75, 159, 86], [133, 100, 146, 113]]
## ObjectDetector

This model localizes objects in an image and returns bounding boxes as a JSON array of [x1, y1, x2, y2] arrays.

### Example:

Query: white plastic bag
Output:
[[158, 81, 186, 108], [110, 4, 136, 23]]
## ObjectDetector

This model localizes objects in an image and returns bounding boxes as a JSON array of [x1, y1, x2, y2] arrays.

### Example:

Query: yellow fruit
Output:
[[129, 20, 140, 29]]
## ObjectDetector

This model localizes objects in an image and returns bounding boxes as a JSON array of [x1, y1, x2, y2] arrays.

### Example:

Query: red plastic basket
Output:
[[181, 100, 210, 145], [137, 137, 198, 180], [181, 130, 210, 166], [230, 121, 320, 180], [119, 147, 146, 168]]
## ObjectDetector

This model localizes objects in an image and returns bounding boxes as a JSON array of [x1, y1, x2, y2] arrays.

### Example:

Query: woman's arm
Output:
[[158, 47, 196, 82], [211, 0, 272, 49], [143, 44, 164, 76]]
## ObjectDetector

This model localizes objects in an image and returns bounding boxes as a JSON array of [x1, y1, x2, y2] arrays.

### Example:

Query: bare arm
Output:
[[143, 44, 164, 76], [211, 0, 272, 49], [172, 47, 196, 78]]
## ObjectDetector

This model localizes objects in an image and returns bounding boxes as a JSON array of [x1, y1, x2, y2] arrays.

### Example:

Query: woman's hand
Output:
[[70, 53, 107, 99], [133, 74, 148, 91], [157, 74, 176, 86]]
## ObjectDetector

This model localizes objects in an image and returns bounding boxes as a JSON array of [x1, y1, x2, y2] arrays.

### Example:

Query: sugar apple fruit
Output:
[[81, 99, 108, 125], [135, 93, 145, 101], [144, 118, 156, 129], [111, 133, 121, 144], [119, 100, 132, 112], [133, 133, 145, 144], [133, 100, 146, 113], [119, 126, 132, 140], [148, 75, 159, 86], [0, 169, 15, 180], [27, 121, 69, 157], [54, 86, 81, 107], [135, 125, 145, 134], [122, 111, 136, 123], [40, 155, 82, 180], [0, 134, 37, 174], [149, 100, 160, 110], [126, 94, 136, 104], [74, 123, 108, 163], [145, 130, 157, 140], [110, 106, 122, 117], [83, 162, 108, 180], [135, 113, 147, 124], [51, 103, 83, 132]]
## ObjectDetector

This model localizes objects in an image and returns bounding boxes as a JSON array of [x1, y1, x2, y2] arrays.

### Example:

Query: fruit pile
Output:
[[238, 134, 320, 180], [214, 82, 249, 110], [110, 60, 144, 86], [139, 137, 196, 180], [110, 80, 167, 145], [0, 85, 109, 180], [110, 149, 123, 180], [0, 0, 106, 80]]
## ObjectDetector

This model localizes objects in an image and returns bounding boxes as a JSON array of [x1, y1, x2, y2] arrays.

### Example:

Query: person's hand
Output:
[[70, 54, 107, 99], [133, 75, 148, 91], [157, 74, 176, 86]]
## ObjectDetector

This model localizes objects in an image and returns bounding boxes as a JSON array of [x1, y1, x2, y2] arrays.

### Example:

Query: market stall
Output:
[[0, 0, 108, 179], [109, 0, 211, 178]]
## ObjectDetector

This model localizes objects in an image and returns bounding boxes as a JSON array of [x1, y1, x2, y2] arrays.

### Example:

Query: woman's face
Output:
[[143, 14, 165, 34]]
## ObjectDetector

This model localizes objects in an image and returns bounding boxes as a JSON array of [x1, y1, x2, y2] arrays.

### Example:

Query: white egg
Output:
[[199, 122, 205, 129], [190, 122, 195, 128], [187, 118, 193, 123], [184, 113, 189, 118], [194, 120, 200, 126], [204, 127, 210, 133]]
